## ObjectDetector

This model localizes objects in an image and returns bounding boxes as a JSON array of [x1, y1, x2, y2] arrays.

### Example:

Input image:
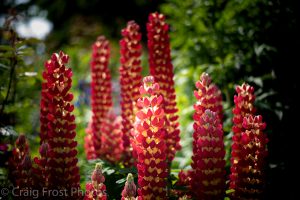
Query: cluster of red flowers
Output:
[[230, 83, 256, 194], [9, 135, 33, 188], [86, 36, 113, 159], [147, 12, 181, 163], [189, 73, 225, 199], [232, 83, 256, 147], [193, 73, 223, 121], [34, 51, 80, 192], [132, 76, 168, 199], [191, 109, 226, 199], [230, 83, 268, 199], [33, 142, 49, 188], [119, 21, 143, 166], [233, 115, 268, 198]]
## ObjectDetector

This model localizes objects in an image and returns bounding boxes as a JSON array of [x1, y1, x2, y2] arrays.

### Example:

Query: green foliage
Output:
[[0, 16, 46, 157]]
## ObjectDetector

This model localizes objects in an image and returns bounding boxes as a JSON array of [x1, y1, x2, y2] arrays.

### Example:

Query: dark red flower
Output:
[[230, 115, 268, 199], [147, 12, 181, 163], [9, 135, 33, 188], [191, 109, 226, 199], [119, 21, 143, 166], [132, 76, 167, 199], [230, 83, 256, 195], [32, 142, 50, 189]]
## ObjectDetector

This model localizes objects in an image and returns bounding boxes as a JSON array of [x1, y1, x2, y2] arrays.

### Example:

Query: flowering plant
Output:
[[5, 12, 269, 200]]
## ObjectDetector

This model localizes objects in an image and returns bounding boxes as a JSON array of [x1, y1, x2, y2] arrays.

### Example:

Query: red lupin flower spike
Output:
[[119, 21, 143, 166], [9, 135, 33, 188], [121, 173, 137, 200], [100, 111, 123, 163], [35, 51, 80, 192], [89, 36, 113, 158], [230, 115, 268, 199], [84, 163, 107, 200], [147, 12, 181, 163], [230, 83, 256, 193], [191, 109, 226, 199], [132, 76, 168, 200], [84, 120, 96, 160]]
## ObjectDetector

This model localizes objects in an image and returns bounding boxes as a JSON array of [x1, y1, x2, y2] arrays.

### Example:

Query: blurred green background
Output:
[[0, 0, 298, 199]]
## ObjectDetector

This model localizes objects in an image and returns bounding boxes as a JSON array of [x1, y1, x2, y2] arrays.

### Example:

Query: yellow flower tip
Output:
[[127, 173, 134, 182], [95, 163, 102, 170]]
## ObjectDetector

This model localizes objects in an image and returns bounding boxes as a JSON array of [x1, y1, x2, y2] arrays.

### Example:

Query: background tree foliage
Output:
[[161, 0, 298, 199], [1, 0, 298, 199]]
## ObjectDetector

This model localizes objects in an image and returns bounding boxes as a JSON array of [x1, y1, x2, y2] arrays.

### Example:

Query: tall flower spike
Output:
[[36, 51, 80, 191], [230, 115, 268, 199], [121, 173, 137, 200], [85, 163, 107, 200], [84, 120, 96, 160], [9, 135, 33, 188], [230, 83, 256, 193], [193, 72, 223, 122], [147, 12, 181, 163], [88, 36, 113, 158], [119, 21, 143, 166], [132, 76, 168, 199], [191, 109, 226, 199], [100, 111, 123, 163]]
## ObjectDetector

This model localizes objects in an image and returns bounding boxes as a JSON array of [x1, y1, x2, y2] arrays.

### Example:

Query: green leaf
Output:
[[16, 41, 27, 49], [17, 48, 34, 57], [0, 168, 8, 175], [25, 38, 41, 45], [0, 63, 10, 70], [0, 51, 15, 58], [0, 126, 18, 143], [226, 189, 235, 194], [115, 178, 126, 184], [103, 168, 115, 175], [255, 90, 276, 101], [0, 45, 14, 51]]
